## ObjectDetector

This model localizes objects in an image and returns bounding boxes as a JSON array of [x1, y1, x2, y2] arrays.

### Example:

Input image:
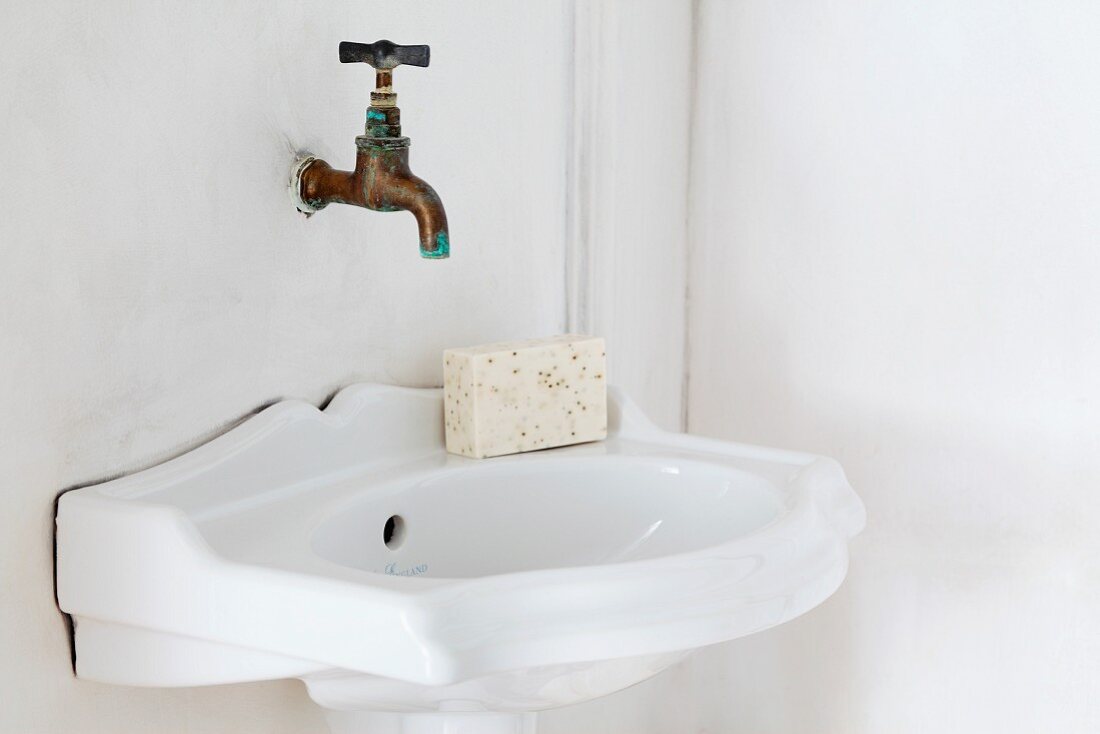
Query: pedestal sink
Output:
[[56, 384, 864, 733]]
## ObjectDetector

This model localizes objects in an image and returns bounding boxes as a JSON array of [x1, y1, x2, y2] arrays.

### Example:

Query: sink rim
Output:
[[56, 383, 865, 691]]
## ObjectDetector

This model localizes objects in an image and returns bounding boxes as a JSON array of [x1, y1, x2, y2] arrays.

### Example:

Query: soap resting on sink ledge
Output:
[[443, 335, 607, 458]]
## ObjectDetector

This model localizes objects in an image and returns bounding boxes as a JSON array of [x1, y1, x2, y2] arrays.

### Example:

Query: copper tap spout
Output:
[[293, 40, 449, 259], [297, 142, 450, 258]]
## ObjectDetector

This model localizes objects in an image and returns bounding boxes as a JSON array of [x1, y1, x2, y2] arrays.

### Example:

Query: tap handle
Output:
[[338, 40, 430, 70]]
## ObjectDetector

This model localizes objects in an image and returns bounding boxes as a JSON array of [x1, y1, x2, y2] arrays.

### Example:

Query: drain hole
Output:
[[383, 515, 406, 549]]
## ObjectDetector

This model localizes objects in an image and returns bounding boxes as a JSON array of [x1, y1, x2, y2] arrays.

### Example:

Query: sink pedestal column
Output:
[[325, 710, 538, 734]]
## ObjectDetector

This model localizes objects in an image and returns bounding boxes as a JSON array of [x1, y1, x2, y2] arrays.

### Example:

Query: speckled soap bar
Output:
[[443, 335, 607, 458]]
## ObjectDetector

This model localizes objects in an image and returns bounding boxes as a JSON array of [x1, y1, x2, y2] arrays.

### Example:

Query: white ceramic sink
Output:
[[56, 384, 864, 734]]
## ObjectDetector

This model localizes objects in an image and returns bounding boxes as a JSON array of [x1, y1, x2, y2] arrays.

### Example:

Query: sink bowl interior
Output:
[[311, 456, 782, 578]]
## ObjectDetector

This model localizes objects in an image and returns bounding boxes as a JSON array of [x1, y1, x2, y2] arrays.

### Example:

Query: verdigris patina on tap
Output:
[[292, 40, 450, 259]]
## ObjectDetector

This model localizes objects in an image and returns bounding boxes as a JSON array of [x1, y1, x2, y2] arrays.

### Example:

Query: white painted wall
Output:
[[687, 1, 1100, 732], [566, 0, 693, 431], [14, 0, 1090, 731]]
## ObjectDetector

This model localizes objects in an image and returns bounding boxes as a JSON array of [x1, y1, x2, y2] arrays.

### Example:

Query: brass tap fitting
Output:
[[293, 40, 450, 259]]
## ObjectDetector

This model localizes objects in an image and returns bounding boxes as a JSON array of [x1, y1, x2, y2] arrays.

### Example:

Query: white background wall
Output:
[[5, 0, 1098, 732], [686, 1, 1100, 731]]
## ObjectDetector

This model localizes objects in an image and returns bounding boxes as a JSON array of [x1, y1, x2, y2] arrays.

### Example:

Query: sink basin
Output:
[[56, 384, 864, 734]]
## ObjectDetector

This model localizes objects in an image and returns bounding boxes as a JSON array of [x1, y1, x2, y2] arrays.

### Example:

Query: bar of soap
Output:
[[443, 335, 607, 458]]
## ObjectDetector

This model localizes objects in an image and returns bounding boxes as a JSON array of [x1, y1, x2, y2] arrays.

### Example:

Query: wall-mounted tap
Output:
[[292, 40, 450, 259]]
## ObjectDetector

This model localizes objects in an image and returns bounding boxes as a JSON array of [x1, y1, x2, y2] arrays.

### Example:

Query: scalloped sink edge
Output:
[[56, 383, 864, 726]]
